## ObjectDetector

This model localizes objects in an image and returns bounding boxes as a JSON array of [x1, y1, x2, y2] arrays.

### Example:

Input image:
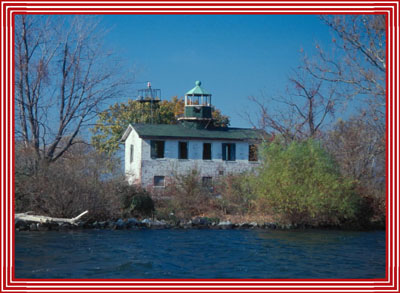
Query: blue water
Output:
[[15, 229, 385, 279]]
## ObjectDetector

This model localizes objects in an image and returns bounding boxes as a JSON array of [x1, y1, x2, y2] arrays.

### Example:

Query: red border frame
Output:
[[1, 1, 397, 292]]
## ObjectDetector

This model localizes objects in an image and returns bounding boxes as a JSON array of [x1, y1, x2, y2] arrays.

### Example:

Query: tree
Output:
[[255, 139, 361, 226], [248, 15, 385, 143], [15, 15, 130, 164], [304, 15, 386, 129], [301, 15, 386, 223], [324, 116, 386, 223], [247, 66, 338, 142], [91, 97, 230, 155]]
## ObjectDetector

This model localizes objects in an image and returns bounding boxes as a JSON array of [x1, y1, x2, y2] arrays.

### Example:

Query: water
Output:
[[15, 229, 385, 279]]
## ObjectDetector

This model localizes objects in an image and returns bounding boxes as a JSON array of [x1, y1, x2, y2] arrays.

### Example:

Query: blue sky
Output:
[[101, 15, 334, 128]]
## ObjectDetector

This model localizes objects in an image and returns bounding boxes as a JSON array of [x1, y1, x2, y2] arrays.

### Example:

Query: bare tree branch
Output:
[[15, 15, 132, 164]]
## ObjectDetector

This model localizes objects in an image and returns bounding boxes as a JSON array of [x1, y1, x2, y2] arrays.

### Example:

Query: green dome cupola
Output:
[[186, 80, 211, 97], [179, 81, 213, 128]]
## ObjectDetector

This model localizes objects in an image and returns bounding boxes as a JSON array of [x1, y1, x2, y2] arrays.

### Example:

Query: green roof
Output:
[[185, 81, 211, 96], [130, 124, 262, 141]]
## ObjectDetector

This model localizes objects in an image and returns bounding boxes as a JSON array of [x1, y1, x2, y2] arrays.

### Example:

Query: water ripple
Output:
[[15, 229, 385, 279]]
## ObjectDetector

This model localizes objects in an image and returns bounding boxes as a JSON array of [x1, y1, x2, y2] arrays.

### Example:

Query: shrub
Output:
[[255, 138, 361, 226], [324, 117, 386, 226], [15, 142, 123, 221], [153, 198, 179, 224], [214, 173, 256, 215], [164, 169, 216, 219], [117, 183, 154, 218]]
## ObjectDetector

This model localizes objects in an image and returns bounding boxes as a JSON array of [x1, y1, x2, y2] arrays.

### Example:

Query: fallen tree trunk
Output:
[[15, 210, 88, 225]]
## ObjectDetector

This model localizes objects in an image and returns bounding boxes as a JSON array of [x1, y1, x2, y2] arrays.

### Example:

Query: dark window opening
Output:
[[130, 144, 134, 163], [151, 140, 165, 159], [202, 177, 213, 189], [222, 143, 236, 161], [218, 170, 224, 176], [179, 142, 188, 159], [154, 176, 165, 187], [249, 144, 258, 161], [203, 143, 212, 160]]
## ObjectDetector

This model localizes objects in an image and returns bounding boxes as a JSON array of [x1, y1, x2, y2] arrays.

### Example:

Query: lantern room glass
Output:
[[185, 95, 211, 106]]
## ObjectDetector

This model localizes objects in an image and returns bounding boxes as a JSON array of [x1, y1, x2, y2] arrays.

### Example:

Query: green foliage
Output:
[[212, 109, 230, 128], [91, 98, 178, 155], [91, 97, 230, 155], [117, 183, 154, 217], [255, 138, 361, 226]]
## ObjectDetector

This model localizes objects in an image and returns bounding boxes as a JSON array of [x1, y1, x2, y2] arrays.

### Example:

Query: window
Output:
[[150, 140, 165, 159], [203, 143, 212, 160], [249, 144, 258, 161], [222, 143, 236, 161], [178, 142, 188, 159], [202, 177, 213, 189], [130, 144, 134, 163], [154, 176, 165, 187]]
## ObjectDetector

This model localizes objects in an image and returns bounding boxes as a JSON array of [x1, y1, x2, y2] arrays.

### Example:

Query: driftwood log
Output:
[[15, 210, 88, 225]]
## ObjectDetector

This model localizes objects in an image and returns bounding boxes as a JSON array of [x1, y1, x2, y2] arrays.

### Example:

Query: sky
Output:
[[100, 15, 335, 128]]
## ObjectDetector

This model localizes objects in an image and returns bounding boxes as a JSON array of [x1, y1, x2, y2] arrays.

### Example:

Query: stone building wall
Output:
[[125, 129, 260, 188]]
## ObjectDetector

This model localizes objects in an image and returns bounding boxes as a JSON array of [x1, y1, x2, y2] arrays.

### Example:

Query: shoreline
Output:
[[15, 216, 385, 232]]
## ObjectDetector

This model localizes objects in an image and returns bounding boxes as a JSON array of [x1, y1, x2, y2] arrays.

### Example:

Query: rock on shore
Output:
[[15, 216, 293, 232]]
